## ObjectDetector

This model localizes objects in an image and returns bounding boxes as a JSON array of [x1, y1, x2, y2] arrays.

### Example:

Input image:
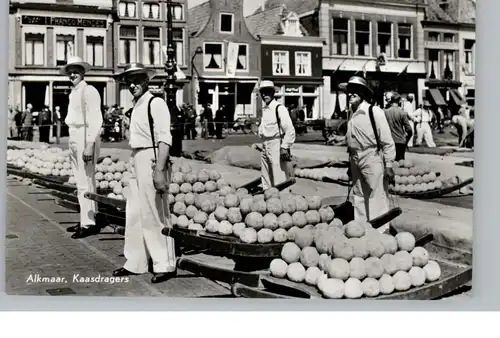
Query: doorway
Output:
[[23, 82, 47, 113], [53, 82, 72, 137]]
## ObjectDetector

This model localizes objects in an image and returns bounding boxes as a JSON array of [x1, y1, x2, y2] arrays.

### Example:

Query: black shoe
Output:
[[66, 224, 80, 233], [113, 267, 139, 277], [151, 271, 177, 284], [71, 225, 101, 239]]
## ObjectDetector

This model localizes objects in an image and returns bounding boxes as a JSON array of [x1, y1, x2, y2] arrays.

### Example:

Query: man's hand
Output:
[[82, 144, 94, 163], [153, 169, 168, 194], [280, 148, 292, 162], [385, 167, 395, 185]]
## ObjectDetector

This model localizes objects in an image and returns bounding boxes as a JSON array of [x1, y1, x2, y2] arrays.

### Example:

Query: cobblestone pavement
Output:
[[5, 177, 232, 297]]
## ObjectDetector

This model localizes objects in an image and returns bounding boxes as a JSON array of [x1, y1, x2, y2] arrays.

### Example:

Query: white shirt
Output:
[[413, 108, 433, 123], [258, 99, 296, 149], [346, 101, 396, 167], [65, 80, 103, 142], [129, 91, 172, 149]]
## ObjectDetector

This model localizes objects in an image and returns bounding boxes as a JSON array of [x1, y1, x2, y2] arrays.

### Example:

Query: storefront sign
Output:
[[22, 15, 107, 28], [285, 86, 300, 94], [149, 85, 164, 94]]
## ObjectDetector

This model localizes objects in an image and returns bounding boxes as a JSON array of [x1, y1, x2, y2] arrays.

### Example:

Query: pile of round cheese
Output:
[[294, 167, 349, 182], [390, 159, 442, 194], [269, 220, 442, 299], [92, 155, 133, 201], [169, 161, 235, 232], [7, 146, 73, 178], [232, 189, 342, 244]]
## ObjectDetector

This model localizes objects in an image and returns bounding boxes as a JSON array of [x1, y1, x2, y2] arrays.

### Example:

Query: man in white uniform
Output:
[[403, 93, 415, 147], [257, 81, 296, 190], [413, 100, 436, 147], [60, 56, 104, 239], [112, 63, 176, 284], [342, 77, 396, 232]]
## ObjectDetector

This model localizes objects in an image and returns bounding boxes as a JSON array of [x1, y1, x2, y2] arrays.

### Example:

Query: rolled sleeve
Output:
[[278, 105, 296, 149], [151, 97, 173, 147], [374, 107, 396, 166], [84, 86, 103, 142]]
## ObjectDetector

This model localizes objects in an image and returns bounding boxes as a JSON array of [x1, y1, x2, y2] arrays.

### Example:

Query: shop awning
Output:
[[450, 89, 466, 106], [428, 88, 446, 106]]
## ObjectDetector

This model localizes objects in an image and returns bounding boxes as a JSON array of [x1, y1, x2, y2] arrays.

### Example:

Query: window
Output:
[[119, 1, 136, 18], [397, 23, 412, 58], [295, 52, 311, 76], [428, 50, 440, 79], [377, 22, 392, 57], [443, 33, 455, 43], [171, 4, 184, 20], [143, 27, 161, 65], [286, 18, 300, 36], [86, 36, 104, 67], [355, 20, 370, 56], [167, 28, 185, 66], [25, 33, 44, 66], [142, 2, 160, 19], [204, 43, 224, 70], [119, 26, 137, 64], [332, 18, 348, 55], [465, 88, 475, 107], [56, 34, 75, 66], [443, 50, 454, 79], [272, 51, 289, 75], [237, 44, 248, 70], [428, 31, 440, 42], [464, 39, 475, 74], [220, 13, 234, 33]]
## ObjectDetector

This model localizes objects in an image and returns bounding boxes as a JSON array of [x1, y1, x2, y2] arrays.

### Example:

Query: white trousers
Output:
[[416, 122, 436, 147], [408, 121, 415, 147], [123, 148, 176, 274], [68, 127, 100, 227], [261, 137, 290, 190], [350, 148, 390, 233]]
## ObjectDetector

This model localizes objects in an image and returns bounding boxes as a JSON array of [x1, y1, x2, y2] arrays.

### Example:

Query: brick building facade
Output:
[[422, 0, 476, 110], [246, 5, 325, 119], [188, 0, 260, 119], [115, 0, 190, 111], [8, 0, 116, 119]]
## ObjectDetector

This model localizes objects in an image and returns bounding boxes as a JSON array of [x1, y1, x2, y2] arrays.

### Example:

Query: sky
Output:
[[187, 0, 267, 16]]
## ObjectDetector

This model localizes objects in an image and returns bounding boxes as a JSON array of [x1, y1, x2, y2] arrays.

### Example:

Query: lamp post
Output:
[[164, 0, 177, 113], [191, 46, 203, 109], [163, 0, 184, 156]]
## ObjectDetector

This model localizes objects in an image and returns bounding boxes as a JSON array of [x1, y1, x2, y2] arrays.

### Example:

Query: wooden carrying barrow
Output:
[[231, 208, 472, 300], [84, 174, 399, 290]]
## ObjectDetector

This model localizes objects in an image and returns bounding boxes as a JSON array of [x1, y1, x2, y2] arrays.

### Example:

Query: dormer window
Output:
[[286, 18, 300, 36], [220, 13, 234, 34]]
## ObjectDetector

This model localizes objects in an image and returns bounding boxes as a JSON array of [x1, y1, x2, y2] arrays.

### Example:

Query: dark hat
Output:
[[338, 76, 373, 101], [114, 63, 156, 84]]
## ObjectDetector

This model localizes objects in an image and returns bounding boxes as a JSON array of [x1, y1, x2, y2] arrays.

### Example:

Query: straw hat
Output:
[[114, 62, 156, 84], [338, 76, 373, 101], [59, 56, 91, 75], [258, 80, 279, 92]]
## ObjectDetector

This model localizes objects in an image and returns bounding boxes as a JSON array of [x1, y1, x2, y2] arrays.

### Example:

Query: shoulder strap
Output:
[[368, 105, 381, 152], [81, 84, 88, 145], [148, 96, 158, 161], [275, 104, 283, 142]]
